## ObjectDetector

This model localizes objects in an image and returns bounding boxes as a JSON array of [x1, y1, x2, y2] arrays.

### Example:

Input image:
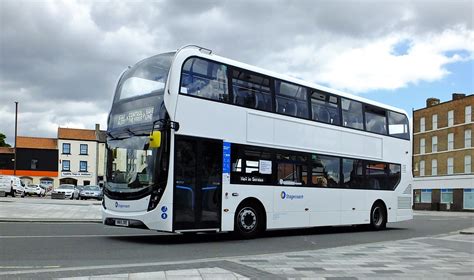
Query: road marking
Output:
[[0, 266, 60, 269], [0, 257, 227, 276], [0, 234, 160, 239]]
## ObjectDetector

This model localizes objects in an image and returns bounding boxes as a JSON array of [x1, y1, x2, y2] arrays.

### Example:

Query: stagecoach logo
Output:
[[115, 202, 130, 209], [280, 191, 304, 200]]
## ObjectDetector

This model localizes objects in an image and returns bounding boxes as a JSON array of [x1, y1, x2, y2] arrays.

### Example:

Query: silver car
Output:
[[78, 185, 103, 200]]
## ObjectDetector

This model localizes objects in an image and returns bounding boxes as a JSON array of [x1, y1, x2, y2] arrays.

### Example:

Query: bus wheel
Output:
[[235, 203, 264, 239], [370, 202, 387, 230]]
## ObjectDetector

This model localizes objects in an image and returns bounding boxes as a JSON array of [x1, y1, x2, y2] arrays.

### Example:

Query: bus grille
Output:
[[398, 197, 411, 209]]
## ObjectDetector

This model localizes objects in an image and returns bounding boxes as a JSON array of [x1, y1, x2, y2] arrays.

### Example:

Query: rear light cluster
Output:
[[147, 188, 163, 211]]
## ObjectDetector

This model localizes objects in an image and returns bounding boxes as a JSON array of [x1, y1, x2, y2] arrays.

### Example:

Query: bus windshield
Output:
[[106, 136, 156, 192]]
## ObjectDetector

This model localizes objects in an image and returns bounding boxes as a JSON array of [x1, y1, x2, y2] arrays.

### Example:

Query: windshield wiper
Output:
[[126, 128, 149, 137], [107, 131, 129, 141]]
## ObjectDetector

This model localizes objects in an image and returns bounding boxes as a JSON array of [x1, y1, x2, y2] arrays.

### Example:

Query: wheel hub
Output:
[[239, 208, 257, 231]]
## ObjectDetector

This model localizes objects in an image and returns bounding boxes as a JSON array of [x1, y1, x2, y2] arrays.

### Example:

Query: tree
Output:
[[0, 133, 11, 147]]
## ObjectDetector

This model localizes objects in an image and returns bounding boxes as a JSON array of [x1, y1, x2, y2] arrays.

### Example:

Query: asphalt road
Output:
[[0, 214, 472, 274]]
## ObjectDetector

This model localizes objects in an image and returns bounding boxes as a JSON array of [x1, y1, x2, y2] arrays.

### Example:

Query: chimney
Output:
[[426, 98, 440, 108], [95, 123, 100, 136], [452, 93, 466, 101]]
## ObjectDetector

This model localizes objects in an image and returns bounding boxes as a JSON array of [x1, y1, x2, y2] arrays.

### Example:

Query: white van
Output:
[[0, 175, 25, 197]]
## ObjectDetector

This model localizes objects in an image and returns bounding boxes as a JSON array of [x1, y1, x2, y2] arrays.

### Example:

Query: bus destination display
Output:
[[112, 107, 154, 127]]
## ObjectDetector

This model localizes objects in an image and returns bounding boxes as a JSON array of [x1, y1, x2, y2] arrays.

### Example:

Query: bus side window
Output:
[[275, 80, 308, 118], [388, 111, 410, 140], [276, 153, 308, 186], [232, 69, 273, 112], [311, 91, 340, 125], [310, 154, 340, 187], [341, 98, 364, 130], [365, 106, 387, 135], [180, 58, 229, 102], [230, 144, 273, 185]]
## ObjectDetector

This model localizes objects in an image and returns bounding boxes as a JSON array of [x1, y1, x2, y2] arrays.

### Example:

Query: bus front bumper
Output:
[[102, 199, 172, 232]]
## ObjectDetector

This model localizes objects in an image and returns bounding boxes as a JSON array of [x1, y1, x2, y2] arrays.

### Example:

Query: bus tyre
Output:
[[370, 202, 387, 231], [234, 203, 264, 239]]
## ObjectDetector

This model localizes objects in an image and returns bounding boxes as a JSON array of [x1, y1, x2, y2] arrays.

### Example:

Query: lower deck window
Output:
[[277, 163, 307, 186], [440, 189, 453, 204], [421, 189, 432, 203], [230, 143, 402, 190]]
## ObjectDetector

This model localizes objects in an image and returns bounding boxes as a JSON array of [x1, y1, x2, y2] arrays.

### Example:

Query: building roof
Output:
[[58, 127, 104, 141], [16, 136, 57, 150], [0, 147, 14, 154]]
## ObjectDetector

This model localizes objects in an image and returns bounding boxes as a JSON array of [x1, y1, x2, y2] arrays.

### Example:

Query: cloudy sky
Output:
[[0, 0, 473, 145]]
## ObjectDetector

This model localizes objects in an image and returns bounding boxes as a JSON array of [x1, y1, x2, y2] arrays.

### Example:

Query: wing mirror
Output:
[[149, 131, 161, 148]]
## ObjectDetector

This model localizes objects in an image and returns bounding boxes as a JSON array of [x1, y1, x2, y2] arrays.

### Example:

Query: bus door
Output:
[[173, 136, 222, 231]]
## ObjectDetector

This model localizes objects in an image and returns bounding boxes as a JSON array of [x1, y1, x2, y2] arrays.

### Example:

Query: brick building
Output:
[[412, 94, 473, 211], [0, 137, 59, 187]]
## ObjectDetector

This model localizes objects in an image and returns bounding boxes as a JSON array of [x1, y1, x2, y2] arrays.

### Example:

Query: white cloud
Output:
[[261, 26, 473, 93]]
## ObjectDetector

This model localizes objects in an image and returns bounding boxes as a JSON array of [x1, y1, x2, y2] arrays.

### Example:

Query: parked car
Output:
[[78, 185, 103, 200], [0, 175, 25, 197], [25, 184, 46, 197], [75, 185, 85, 200], [51, 184, 79, 199]]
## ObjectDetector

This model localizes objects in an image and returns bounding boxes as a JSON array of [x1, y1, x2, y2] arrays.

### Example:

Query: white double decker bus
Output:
[[103, 45, 412, 238]]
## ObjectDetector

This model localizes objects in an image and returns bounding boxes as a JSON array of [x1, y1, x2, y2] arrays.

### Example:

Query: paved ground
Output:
[[0, 196, 101, 222], [1, 229, 473, 279]]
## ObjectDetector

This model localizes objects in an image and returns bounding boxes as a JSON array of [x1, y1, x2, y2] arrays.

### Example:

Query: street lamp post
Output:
[[14, 101, 18, 176]]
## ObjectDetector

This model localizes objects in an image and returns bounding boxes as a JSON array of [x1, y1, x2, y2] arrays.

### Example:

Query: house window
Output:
[[465, 129, 472, 148], [432, 114, 438, 130], [80, 144, 88, 155], [466, 106, 472, 123], [421, 189, 432, 203], [448, 133, 454, 150], [447, 157, 454, 175], [441, 189, 453, 204], [448, 110, 454, 127], [31, 159, 38, 170], [62, 143, 71, 154], [420, 138, 425, 154], [431, 136, 438, 152], [419, 160, 425, 176], [62, 160, 70, 171], [431, 159, 437, 176], [420, 117, 425, 132], [465, 155, 472, 173], [80, 161, 87, 172]]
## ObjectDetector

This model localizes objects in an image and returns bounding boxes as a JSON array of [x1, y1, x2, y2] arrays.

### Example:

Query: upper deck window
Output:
[[275, 80, 308, 118], [341, 98, 364, 130], [117, 52, 174, 101], [311, 91, 340, 125], [232, 69, 273, 112], [388, 111, 410, 140], [365, 106, 387, 135], [181, 57, 229, 102]]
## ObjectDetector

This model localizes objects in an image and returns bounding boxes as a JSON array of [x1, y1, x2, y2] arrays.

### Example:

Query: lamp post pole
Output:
[[14, 101, 18, 176]]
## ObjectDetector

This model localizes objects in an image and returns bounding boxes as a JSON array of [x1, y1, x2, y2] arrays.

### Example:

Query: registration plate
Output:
[[114, 219, 129, 227]]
